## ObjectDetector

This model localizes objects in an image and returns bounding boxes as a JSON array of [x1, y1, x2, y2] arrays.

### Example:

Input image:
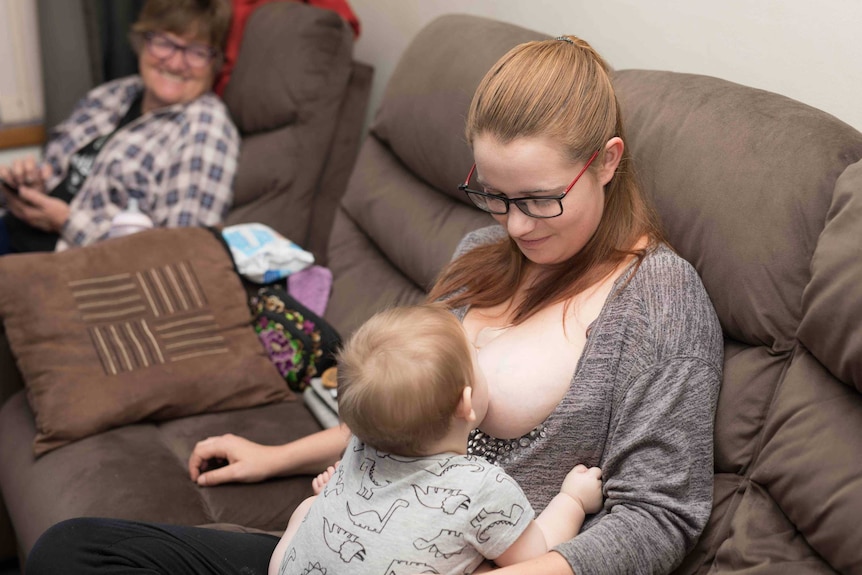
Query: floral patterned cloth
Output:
[[249, 286, 341, 392]]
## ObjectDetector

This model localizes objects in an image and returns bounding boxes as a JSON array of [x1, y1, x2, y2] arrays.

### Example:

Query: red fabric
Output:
[[214, 0, 360, 96]]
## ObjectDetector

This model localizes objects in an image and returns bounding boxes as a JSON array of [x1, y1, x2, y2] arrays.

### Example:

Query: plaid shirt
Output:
[[43, 75, 239, 249]]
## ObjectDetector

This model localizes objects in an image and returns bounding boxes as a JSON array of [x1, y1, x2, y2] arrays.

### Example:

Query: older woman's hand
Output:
[[0, 159, 68, 233], [0, 156, 46, 192]]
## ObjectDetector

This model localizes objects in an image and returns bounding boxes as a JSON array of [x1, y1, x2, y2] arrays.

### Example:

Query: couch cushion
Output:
[[0, 227, 291, 455], [371, 14, 547, 202], [614, 69, 862, 353], [799, 158, 862, 391], [0, 391, 321, 556], [613, 69, 862, 573], [325, 15, 546, 336], [749, 349, 862, 574]]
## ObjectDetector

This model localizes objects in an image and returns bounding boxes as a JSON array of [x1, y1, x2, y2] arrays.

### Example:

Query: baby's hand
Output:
[[311, 460, 341, 495], [561, 464, 603, 514]]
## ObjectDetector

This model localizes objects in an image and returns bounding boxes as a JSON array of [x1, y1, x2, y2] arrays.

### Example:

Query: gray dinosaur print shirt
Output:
[[279, 436, 535, 575]]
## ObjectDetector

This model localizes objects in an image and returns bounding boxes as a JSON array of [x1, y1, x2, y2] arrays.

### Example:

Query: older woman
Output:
[[0, 0, 238, 254]]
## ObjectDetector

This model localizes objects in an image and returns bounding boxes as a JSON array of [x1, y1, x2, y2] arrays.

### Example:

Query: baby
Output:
[[269, 303, 602, 575]]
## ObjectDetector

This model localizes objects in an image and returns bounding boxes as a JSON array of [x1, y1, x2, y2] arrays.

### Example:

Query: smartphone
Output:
[[0, 177, 21, 197]]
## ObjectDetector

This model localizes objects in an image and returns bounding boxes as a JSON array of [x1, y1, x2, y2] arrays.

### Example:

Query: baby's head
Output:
[[337, 304, 480, 456]]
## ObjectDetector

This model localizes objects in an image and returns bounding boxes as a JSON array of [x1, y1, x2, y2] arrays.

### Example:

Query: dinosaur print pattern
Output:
[[413, 529, 468, 559], [276, 548, 297, 575], [384, 559, 440, 575], [322, 517, 366, 563], [412, 484, 471, 514], [358, 458, 389, 500], [323, 465, 345, 498], [347, 499, 409, 533], [422, 455, 487, 477], [279, 436, 534, 574], [471, 504, 525, 544], [299, 562, 326, 575]]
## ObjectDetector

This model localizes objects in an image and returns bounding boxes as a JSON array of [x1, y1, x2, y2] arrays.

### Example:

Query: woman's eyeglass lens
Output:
[[144, 32, 216, 68], [459, 150, 600, 218]]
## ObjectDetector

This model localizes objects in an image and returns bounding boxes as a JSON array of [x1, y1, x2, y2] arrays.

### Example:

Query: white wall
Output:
[[0, 145, 40, 166], [351, 0, 862, 133]]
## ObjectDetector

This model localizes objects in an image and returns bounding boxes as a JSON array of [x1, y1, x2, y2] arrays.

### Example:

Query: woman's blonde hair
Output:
[[428, 35, 664, 323], [131, 0, 232, 56], [337, 304, 474, 456]]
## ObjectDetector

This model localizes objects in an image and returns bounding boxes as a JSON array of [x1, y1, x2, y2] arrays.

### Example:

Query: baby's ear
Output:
[[454, 386, 477, 424]]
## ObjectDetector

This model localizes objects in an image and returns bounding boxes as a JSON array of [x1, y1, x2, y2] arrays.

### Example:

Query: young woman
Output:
[[25, 34, 721, 575]]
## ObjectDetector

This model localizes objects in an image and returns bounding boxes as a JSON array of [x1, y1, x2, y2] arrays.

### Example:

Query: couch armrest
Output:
[[306, 60, 374, 266]]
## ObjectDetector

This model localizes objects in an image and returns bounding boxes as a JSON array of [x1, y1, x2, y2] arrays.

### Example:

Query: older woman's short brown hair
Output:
[[336, 304, 474, 457], [131, 0, 232, 53]]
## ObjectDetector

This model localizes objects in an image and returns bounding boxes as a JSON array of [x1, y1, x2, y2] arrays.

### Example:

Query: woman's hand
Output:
[[188, 433, 279, 486], [189, 426, 352, 488], [0, 159, 67, 233]]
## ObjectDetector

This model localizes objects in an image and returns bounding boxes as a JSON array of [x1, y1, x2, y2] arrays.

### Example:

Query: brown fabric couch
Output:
[[0, 0, 370, 566], [4, 12, 862, 574], [221, 1, 372, 266]]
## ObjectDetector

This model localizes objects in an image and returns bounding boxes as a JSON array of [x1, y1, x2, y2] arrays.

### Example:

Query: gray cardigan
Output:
[[456, 226, 723, 574]]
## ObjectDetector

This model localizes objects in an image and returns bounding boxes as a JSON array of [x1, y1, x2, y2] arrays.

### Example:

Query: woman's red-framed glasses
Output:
[[459, 149, 600, 218]]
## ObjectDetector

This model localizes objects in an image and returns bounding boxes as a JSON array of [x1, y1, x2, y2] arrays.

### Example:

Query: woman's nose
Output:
[[504, 206, 535, 236], [163, 48, 189, 71]]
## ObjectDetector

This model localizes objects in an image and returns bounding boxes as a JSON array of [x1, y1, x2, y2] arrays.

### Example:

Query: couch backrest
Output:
[[222, 1, 371, 264], [325, 15, 546, 335], [324, 13, 862, 573], [615, 68, 862, 573]]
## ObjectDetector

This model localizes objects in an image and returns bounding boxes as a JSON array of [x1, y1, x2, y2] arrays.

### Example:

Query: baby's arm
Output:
[[268, 496, 316, 575], [493, 465, 602, 567]]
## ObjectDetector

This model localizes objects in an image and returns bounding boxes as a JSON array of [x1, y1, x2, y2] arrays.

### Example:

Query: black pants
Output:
[[25, 518, 280, 575]]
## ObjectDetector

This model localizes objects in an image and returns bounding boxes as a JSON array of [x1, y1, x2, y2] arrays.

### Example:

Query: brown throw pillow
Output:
[[0, 227, 293, 456]]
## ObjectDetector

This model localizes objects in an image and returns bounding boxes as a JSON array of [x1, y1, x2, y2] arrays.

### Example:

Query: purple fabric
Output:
[[287, 265, 333, 316]]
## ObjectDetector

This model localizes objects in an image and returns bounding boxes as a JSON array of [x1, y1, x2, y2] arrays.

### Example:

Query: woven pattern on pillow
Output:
[[0, 227, 292, 456]]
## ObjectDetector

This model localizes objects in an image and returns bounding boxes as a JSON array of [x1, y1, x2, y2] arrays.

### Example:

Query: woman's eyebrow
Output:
[[476, 175, 565, 196]]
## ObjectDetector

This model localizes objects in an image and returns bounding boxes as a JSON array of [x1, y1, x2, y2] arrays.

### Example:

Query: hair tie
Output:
[[554, 36, 574, 44]]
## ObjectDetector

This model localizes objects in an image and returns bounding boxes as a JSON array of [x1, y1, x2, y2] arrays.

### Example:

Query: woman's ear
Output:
[[598, 137, 624, 187], [454, 386, 477, 424]]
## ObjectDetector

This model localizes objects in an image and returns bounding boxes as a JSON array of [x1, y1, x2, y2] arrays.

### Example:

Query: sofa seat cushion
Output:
[[0, 390, 322, 556]]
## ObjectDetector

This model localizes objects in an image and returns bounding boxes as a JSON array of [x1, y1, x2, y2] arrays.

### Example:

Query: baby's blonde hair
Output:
[[337, 304, 474, 456]]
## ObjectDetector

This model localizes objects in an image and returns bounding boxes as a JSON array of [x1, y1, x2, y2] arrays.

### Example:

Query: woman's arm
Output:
[[558, 357, 721, 574], [188, 424, 351, 486], [551, 256, 722, 574]]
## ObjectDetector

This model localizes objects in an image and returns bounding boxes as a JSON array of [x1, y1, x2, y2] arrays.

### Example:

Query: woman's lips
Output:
[[158, 69, 187, 82], [515, 236, 548, 250]]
